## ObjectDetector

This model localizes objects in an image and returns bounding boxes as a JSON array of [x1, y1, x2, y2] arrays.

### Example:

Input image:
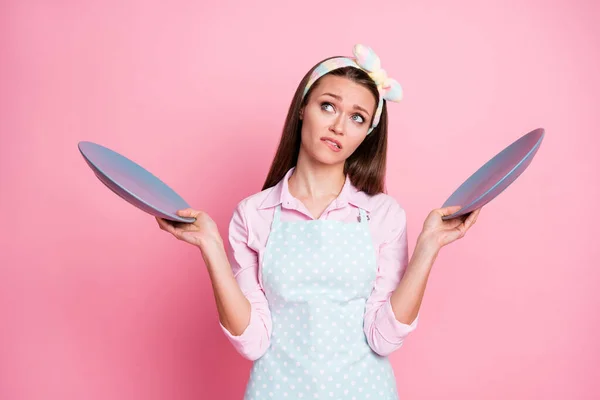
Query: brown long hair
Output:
[[261, 57, 389, 195]]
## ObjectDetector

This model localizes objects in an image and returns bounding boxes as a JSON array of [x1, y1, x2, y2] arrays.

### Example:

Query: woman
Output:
[[157, 44, 481, 399]]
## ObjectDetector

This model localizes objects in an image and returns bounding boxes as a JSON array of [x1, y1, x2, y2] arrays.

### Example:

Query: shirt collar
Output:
[[258, 167, 373, 212]]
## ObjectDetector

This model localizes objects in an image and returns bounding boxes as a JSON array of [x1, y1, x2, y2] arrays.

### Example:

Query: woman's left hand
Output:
[[419, 205, 482, 251]]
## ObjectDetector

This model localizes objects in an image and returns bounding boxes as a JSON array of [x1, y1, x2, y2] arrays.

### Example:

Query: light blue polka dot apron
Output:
[[244, 205, 400, 399]]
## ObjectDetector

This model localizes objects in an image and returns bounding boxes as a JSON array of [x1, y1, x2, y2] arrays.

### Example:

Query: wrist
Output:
[[415, 231, 441, 256], [198, 234, 224, 255], [408, 233, 440, 273]]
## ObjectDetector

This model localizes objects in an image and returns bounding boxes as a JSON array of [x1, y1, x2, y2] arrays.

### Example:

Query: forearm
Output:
[[199, 237, 252, 336], [389, 234, 440, 325]]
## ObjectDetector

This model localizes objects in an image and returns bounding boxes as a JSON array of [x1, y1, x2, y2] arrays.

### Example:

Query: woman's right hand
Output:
[[156, 208, 222, 249]]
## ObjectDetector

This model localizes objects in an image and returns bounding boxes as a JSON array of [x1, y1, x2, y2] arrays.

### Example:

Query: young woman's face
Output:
[[299, 75, 377, 166]]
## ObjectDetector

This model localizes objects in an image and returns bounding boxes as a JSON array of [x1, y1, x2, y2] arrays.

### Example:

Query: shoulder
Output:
[[233, 186, 276, 214], [363, 192, 407, 222], [229, 185, 278, 233], [228, 186, 278, 249], [361, 192, 408, 240]]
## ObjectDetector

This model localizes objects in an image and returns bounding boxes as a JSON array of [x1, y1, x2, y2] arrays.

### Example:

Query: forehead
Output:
[[310, 75, 377, 107]]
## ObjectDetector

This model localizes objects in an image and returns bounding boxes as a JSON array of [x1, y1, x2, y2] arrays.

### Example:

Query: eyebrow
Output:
[[320, 92, 371, 116]]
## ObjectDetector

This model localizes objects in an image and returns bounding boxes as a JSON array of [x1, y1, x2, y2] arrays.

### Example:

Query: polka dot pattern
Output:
[[244, 205, 400, 399]]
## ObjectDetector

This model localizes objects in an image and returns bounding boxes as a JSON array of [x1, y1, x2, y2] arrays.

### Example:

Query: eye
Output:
[[351, 114, 365, 124], [320, 102, 335, 113]]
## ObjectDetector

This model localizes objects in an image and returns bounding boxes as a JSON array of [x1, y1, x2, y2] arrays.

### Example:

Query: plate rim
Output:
[[78, 141, 196, 223], [441, 128, 545, 219]]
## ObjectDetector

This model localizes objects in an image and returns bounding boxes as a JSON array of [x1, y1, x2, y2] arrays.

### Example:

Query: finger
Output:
[[176, 208, 200, 219], [445, 217, 464, 229], [447, 213, 469, 238], [459, 211, 471, 222], [170, 220, 196, 232], [446, 211, 469, 228], [438, 205, 463, 217], [460, 209, 481, 233], [156, 217, 170, 231], [466, 208, 481, 228], [464, 212, 476, 230], [470, 208, 481, 226], [157, 217, 179, 235], [444, 227, 465, 246]]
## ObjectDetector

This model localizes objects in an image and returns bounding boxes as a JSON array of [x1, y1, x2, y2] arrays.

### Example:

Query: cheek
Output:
[[299, 124, 320, 153], [304, 110, 326, 129], [301, 114, 326, 139], [343, 137, 367, 155]]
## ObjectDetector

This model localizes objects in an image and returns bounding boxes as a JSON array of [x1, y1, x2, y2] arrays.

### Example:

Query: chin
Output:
[[300, 135, 346, 165], [311, 148, 345, 166]]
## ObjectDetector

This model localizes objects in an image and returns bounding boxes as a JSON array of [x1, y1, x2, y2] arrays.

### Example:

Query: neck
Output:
[[288, 151, 346, 201]]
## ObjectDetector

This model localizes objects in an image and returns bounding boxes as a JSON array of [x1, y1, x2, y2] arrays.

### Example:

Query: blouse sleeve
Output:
[[219, 201, 273, 361], [363, 200, 419, 356]]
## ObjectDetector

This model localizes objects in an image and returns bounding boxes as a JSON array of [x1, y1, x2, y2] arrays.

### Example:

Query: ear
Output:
[[299, 106, 304, 120]]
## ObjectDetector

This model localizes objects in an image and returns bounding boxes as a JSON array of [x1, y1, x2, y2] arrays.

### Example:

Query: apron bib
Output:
[[244, 204, 400, 399]]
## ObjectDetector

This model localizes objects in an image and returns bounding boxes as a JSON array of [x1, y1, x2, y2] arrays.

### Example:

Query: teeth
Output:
[[325, 139, 340, 149]]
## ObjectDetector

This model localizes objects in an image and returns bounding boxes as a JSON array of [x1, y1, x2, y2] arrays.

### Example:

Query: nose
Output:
[[329, 114, 344, 135]]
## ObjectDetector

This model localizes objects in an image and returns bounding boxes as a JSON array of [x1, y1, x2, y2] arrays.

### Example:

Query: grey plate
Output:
[[441, 128, 545, 220], [78, 141, 196, 223]]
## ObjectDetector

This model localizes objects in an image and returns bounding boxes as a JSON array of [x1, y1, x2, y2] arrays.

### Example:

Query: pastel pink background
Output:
[[1, 0, 598, 399]]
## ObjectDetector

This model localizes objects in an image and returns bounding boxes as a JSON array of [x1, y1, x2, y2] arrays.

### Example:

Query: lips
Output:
[[321, 137, 342, 151]]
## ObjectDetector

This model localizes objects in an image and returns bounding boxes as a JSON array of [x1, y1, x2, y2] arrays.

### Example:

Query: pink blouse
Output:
[[219, 167, 419, 360]]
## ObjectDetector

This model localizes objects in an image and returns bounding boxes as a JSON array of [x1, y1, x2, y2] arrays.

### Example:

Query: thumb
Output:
[[439, 205, 462, 216], [176, 208, 200, 218]]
